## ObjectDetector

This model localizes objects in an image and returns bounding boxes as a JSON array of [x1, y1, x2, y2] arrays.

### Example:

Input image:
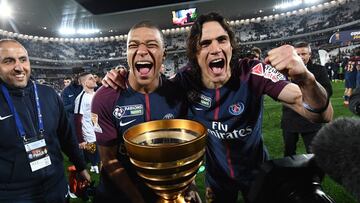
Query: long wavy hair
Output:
[[186, 12, 239, 83]]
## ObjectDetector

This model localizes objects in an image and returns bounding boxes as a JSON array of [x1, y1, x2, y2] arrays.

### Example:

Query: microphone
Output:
[[311, 117, 360, 202], [247, 154, 335, 203]]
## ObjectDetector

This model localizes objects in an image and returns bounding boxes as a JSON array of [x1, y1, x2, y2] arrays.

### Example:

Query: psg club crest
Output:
[[228, 102, 244, 116]]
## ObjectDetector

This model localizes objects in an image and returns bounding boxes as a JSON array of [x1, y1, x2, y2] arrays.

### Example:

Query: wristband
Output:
[[303, 98, 330, 114]]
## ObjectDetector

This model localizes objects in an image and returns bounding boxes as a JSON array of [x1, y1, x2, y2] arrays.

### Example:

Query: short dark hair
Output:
[[128, 21, 165, 47], [78, 72, 92, 84], [293, 41, 310, 49], [251, 47, 261, 56], [293, 41, 311, 54], [78, 72, 92, 78]]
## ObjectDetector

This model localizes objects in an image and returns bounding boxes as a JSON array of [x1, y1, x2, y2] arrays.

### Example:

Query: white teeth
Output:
[[136, 61, 152, 65], [211, 58, 223, 63], [15, 74, 25, 77]]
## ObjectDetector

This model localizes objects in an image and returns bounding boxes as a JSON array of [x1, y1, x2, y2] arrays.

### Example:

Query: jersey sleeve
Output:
[[242, 59, 289, 100], [261, 65, 289, 100], [91, 86, 121, 146]]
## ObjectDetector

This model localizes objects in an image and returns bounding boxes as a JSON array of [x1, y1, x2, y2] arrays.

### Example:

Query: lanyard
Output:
[[1, 81, 44, 139]]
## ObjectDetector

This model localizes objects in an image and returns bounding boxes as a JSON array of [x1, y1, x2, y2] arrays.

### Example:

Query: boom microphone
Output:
[[311, 117, 360, 202], [248, 154, 335, 203]]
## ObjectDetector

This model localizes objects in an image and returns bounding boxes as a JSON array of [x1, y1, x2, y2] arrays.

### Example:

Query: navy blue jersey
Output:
[[176, 59, 288, 182], [113, 80, 188, 135], [92, 75, 188, 200], [93, 75, 188, 146]]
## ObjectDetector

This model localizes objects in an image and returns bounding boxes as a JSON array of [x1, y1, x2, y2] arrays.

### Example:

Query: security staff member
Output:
[[0, 39, 90, 202]]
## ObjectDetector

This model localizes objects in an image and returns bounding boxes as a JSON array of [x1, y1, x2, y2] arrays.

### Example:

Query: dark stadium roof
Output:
[[74, 0, 202, 15], [0, 0, 291, 37]]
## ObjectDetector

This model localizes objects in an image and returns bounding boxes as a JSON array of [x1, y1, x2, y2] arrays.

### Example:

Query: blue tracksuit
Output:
[[0, 81, 86, 202]]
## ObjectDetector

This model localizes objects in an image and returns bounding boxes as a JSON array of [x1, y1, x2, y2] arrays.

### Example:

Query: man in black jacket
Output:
[[0, 39, 90, 202], [281, 41, 333, 157]]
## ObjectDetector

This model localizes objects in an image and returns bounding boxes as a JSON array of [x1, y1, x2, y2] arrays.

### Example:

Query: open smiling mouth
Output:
[[135, 61, 153, 75], [14, 72, 26, 80], [209, 58, 225, 74]]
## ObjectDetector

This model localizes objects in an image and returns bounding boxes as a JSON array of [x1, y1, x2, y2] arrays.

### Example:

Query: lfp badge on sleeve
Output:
[[24, 137, 52, 172]]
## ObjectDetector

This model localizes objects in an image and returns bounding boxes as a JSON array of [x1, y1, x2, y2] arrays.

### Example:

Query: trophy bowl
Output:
[[123, 119, 207, 203]]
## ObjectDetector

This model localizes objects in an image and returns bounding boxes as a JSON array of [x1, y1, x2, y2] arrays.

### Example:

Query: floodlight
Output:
[[0, 1, 12, 18], [304, 0, 320, 4], [59, 28, 76, 35]]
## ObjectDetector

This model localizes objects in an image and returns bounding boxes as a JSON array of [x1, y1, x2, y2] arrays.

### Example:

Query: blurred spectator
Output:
[[63, 77, 72, 89], [93, 73, 103, 91], [74, 72, 100, 174], [251, 47, 262, 60], [324, 59, 336, 81], [344, 53, 357, 106], [61, 73, 83, 138]]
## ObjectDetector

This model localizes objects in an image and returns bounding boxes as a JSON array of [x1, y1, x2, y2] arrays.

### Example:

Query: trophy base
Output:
[[157, 194, 186, 203]]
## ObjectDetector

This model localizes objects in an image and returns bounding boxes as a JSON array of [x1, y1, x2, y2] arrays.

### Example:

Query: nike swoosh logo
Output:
[[68, 95, 74, 97], [194, 107, 204, 111], [0, 114, 13, 120], [119, 119, 136, 127]]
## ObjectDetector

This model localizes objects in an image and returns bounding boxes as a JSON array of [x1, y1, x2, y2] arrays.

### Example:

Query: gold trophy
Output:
[[123, 119, 207, 203]]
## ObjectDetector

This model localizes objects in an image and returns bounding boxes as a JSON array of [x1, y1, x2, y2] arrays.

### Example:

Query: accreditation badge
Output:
[[23, 136, 52, 172]]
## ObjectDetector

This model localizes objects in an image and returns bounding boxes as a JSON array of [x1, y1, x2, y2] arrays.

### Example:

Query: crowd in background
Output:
[[0, 0, 358, 117]]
